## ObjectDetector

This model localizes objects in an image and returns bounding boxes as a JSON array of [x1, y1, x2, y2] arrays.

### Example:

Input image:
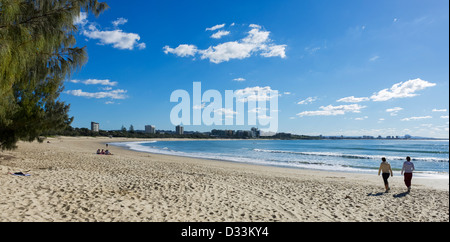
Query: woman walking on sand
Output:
[[378, 157, 393, 193], [401, 156, 415, 193]]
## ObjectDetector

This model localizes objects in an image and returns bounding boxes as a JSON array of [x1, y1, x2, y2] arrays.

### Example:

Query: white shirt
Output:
[[402, 161, 415, 174]]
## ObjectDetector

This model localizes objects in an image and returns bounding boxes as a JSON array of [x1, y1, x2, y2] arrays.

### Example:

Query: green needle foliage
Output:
[[0, 0, 108, 150]]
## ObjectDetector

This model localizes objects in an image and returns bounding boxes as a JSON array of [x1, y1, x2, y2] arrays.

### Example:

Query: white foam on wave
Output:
[[253, 149, 449, 163], [414, 172, 449, 180]]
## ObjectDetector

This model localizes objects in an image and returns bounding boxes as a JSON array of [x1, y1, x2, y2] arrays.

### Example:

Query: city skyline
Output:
[[63, 0, 449, 138], [86, 121, 435, 140]]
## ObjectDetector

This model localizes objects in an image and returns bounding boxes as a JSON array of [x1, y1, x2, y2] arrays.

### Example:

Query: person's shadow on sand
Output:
[[367, 191, 409, 198], [367, 192, 385, 197], [393, 192, 409, 198]]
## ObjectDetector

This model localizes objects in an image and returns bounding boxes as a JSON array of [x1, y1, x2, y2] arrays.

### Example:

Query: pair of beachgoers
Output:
[[97, 149, 112, 155], [378, 156, 415, 193]]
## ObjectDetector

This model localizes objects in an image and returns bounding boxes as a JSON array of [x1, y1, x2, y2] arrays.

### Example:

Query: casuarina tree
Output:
[[0, 0, 108, 150]]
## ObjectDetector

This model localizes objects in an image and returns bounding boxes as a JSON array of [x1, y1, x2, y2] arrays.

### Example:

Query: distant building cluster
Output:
[[176, 125, 184, 135], [145, 125, 155, 134], [90, 122, 263, 138], [89, 121, 416, 140], [321, 134, 414, 140], [210, 127, 260, 138]]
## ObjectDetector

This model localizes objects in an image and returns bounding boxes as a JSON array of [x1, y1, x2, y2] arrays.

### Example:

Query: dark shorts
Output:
[[404, 173, 413, 187], [382, 173, 390, 185]]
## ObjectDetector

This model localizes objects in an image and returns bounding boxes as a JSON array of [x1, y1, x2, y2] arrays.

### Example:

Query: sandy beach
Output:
[[0, 136, 448, 222]]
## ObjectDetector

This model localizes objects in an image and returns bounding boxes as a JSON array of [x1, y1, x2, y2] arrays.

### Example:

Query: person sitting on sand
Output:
[[97, 149, 101, 154], [101, 149, 105, 155], [105, 150, 112, 155], [378, 157, 393, 193]]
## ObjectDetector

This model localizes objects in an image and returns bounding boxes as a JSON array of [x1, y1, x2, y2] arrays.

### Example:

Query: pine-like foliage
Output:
[[0, 0, 108, 150]]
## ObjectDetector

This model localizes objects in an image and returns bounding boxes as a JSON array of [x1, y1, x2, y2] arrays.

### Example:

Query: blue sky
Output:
[[63, 0, 449, 138]]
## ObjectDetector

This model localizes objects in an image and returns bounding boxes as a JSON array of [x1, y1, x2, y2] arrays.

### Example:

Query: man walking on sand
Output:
[[401, 156, 415, 193]]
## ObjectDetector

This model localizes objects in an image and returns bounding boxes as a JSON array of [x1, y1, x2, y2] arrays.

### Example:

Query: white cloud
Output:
[[354, 116, 368, 121], [248, 107, 278, 121], [214, 108, 238, 117], [70, 79, 118, 86], [243, 28, 270, 44], [66, 78, 127, 101], [432, 109, 447, 112], [83, 25, 145, 50], [206, 24, 225, 31], [198, 41, 255, 64], [163, 44, 198, 57], [112, 17, 128, 27], [297, 97, 317, 105], [233, 78, 246, 82], [74, 12, 88, 26], [370, 78, 436, 101], [386, 107, 403, 116], [401, 116, 432, 121], [65, 89, 128, 100], [164, 24, 286, 63], [337, 96, 370, 103], [441, 116, 449, 119], [84, 79, 117, 86], [369, 55, 379, 61], [297, 104, 366, 117], [249, 24, 262, 29], [235, 86, 278, 102], [137, 43, 146, 50], [78, 15, 145, 51], [260, 45, 287, 58], [256, 114, 274, 120], [248, 107, 267, 114], [193, 103, 206, 110], [211, 30, 230, 39]]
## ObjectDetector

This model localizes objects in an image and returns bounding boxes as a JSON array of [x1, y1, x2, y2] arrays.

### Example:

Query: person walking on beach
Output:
[[378, 157, 393, 193], [401, 156, 415, 193]]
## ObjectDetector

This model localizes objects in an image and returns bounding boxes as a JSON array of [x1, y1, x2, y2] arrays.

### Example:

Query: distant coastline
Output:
[[42, 126, 449, 141]]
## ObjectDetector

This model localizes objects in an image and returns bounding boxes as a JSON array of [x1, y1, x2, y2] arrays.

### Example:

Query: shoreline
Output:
[[1, 136, 448, 222], [110, 138, 450, 182]]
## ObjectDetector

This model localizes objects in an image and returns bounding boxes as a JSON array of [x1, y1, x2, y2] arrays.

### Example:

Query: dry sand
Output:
[[0, 137, 448, 222]]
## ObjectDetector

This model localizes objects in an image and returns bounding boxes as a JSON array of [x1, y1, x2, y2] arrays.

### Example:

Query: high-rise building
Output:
[[91, 122, 99, 132], [250, 127, 260, 138], [145, 125, 156, 134], [176, 125, 184, 135]]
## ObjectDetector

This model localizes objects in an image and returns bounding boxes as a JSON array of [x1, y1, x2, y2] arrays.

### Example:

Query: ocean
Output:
[[112, 139, 449, 178]]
